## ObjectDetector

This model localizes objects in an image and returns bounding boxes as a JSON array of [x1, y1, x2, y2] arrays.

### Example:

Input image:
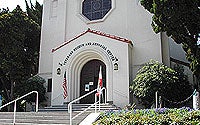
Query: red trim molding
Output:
[[52, 28, 132, 53]]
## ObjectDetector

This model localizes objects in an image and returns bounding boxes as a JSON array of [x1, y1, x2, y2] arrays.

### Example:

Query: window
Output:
[[47, 79, 52, 92], [50, 0, 58, 18], [82, 0, 112, 21]]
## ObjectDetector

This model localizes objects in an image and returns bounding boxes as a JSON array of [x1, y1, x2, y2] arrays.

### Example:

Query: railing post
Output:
[[193, 90, 199, 110], [13, 100, 17, 125], [155, 91, 158, 109], [68, 88, 98, 124], [69, 104, 72, 125], [99, 90, 101, 111], [95, 94, 97, 113], [35, 91, 38, 112], [104, 88, 107, 103]]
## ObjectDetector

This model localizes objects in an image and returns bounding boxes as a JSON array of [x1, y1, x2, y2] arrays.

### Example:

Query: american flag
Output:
[[62, 71, 68, 99]]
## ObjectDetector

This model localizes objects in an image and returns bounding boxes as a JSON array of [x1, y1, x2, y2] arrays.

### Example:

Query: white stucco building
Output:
[[38, 0, 193, 107]]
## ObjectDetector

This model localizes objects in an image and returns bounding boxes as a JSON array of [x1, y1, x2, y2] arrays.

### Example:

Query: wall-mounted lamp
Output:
[[114, 63, 118, 70], [57, 68, 61, 75]]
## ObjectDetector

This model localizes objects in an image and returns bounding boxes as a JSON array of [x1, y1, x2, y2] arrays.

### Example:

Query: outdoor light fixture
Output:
[[114, 63, 118, 70], [57, 68, 61, 75]]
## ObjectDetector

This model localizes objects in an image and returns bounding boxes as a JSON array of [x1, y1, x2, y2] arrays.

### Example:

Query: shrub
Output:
[[130, 60, 193, 108], [93, 107, 200, 125]]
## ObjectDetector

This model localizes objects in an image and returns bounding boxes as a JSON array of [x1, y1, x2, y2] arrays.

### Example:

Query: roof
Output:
[[52, 28, 132, 52]]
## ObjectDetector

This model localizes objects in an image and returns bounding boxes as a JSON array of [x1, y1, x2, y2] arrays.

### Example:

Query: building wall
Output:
[[39, 0, 169, 107], [39, 0, 67, 75], [169, 39, 194, 84], [169, 39, 188, 63], [52, 33, 131, 107], [39, 0, 163, 76]]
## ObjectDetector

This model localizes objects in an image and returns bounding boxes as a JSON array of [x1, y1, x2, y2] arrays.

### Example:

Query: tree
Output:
[[140, 0, 200, 87], [0, 6, 41, 109], [25, 0, 43, 25], [15, 75, 46, 104], [130, 60, 193, 108], [0, 8, 9, 15]]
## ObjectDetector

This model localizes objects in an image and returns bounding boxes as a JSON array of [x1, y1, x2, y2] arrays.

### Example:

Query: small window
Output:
[[82, 0, 112, 21], [50, 0, 58, 18], [47, 79, 52, 92]]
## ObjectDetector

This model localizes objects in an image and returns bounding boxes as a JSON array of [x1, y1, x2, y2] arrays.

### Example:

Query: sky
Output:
[[0, 0, 43, 11]]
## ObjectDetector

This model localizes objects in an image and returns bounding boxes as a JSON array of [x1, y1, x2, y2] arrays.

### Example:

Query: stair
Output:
[[0, 103, 119, 125], [39, 103, 119, 112], [0, 111, 89, 125]]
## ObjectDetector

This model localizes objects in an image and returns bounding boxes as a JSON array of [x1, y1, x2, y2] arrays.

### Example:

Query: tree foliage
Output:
[[0, 3, 43, 109], [164, 64, 193, 107], [140, 0, 200, 81], [130, 60, 193, 108], [15, 75, 46, 103], [25, 0, 43, 25]]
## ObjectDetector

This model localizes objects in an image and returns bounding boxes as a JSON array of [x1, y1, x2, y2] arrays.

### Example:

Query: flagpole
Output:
[[97, 65, 103, 110]]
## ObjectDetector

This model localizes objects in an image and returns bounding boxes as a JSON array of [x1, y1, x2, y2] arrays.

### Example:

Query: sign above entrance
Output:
[[58, 42, 118, 66]]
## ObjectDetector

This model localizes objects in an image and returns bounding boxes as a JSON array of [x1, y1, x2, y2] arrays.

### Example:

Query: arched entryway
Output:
[[80, 59, 106, 103]]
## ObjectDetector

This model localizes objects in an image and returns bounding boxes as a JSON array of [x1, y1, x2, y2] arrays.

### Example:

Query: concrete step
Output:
[[0, 112, 89, 125], [0, 103, 119, 124], [39, 103, 119, 112]]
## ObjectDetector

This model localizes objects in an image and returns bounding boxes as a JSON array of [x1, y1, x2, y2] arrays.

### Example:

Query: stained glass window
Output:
[[82, 0, 112, 21]]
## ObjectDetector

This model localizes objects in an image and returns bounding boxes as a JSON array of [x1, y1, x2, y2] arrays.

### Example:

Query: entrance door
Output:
[[80, 59, 106, 104]]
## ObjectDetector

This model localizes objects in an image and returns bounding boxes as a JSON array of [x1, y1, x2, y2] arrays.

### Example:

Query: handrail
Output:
[[68, 87, 106, 125], [72, 100, 100, 120], [68, 89, 98, 107], [98, 87, 107, 110], [0, 91, 38, 125]]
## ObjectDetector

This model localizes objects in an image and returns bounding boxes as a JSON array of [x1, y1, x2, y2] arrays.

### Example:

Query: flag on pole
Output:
[[96, 66, 102, 96], [62, 71, 68, 99], [98, 66, 103, 88]]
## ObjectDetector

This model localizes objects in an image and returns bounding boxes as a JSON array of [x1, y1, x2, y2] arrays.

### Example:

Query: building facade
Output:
[[39, 0, 192, 107]]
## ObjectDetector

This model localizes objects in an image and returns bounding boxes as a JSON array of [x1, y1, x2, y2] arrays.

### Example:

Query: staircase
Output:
[[0, 111, 89, 125], [39, 103, 119, 112], [0, 104, 119, 125]]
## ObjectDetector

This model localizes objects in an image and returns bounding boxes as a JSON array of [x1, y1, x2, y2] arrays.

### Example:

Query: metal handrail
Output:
[[99, 87, 107, 110], [68, 87, 106, 125], [0, 91, 38, 125], [68, 89, 98, 107], [72, 100, 100, 120]]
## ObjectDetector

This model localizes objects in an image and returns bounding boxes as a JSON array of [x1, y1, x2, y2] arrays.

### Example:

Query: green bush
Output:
[[93, 107, 200, 125], [130, 60, 193, 108]]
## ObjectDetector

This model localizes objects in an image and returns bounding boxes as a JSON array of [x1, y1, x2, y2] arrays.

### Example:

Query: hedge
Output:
[[93, 107, 200, 125]]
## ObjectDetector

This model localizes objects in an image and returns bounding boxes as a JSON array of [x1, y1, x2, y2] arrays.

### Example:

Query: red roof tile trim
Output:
[[52, 28, 132, 52]]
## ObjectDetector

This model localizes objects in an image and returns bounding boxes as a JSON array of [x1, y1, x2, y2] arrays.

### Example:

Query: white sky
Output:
[[0, 0, 43, 11]]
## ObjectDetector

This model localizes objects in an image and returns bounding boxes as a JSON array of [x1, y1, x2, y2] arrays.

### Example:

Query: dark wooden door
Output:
[[80, 59, 106, 104]]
